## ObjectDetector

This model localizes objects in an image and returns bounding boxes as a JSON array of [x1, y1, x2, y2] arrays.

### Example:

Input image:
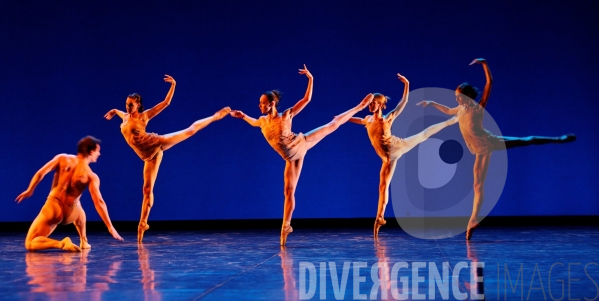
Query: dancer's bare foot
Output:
[[280, 224, 293, 246], [358, 94, 374, 110], [214, 107, 232, 120], [559, 134, 576, 143], [138, 221, 150, 243], [374, 217, 387, 238], [466, 220, 479, 240], [61, 237, 81, 252]]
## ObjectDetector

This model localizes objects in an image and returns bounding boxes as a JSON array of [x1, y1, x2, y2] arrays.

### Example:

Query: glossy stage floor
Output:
[[0, 225, 598, 300]]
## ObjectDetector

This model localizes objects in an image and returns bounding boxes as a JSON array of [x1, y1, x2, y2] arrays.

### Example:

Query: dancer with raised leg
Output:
[[230, 65, 373, 246], [418, 58, 576, 240], [104, 75, 230, 242], [349, 73, 459, 237], [16, 136, 124, 251]]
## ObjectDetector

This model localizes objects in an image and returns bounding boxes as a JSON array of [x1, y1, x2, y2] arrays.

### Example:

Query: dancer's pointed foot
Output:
[[358, 94, 374, 109], [280, 223, 293, 246], [466, 221, 479, 240], [559, 133, 576, 143], [374, 217, 387, 238], [138, 221, 150, 243], [61, 237, 81, 252]]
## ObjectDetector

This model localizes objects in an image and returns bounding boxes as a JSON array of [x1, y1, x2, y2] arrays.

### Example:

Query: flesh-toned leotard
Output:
[[260, 111, 307, 161], [457, 104, 504, 155], [364, 115, 406, 162], [43, 196, 81, 225], [121, 117, 163, 161]]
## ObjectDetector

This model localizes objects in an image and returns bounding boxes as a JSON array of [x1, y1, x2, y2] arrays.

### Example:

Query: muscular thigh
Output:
[[26, 201, 63, 241], [61, 204, 82, 225], [284, 159, 304, 187]]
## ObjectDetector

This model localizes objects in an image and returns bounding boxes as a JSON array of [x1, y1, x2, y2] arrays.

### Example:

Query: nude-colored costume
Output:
[[364, 116, 406, 162], [120, 117, 163, 161], [260, 112, 308, 161], [457, 104, 505, 155], [43, 196, 81, 225]]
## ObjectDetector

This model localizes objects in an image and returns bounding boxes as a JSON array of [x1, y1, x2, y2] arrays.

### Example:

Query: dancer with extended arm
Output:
[[349, 73, 459, 237], [418, 58, 576, 240], [104, 75, 230, 242], [16, 136, 123, 251], [230, 65, 373, 246]]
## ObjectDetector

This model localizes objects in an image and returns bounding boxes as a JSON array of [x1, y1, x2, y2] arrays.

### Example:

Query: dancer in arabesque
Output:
[[104, 75, 230, 242], [230, 65, 373, 245], [418, 58, 576, 240], [349, 73, 459, 237]]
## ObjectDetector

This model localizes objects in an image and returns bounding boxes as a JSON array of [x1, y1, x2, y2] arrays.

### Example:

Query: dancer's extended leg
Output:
[[502, 134, 576, 149], [25, 207, 80, 252], [138, 150, 163, 243], [467, 153, 492, 240], [401, 116, 459, 154], [374, 160, 398, 238], [281, 158, 304, 246], [161, 108, 230, 151], [304, 95, 372, 150]]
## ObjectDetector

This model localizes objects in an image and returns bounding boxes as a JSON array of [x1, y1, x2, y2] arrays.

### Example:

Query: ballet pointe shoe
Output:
[[138, 221, 150, 243], [374, 217, 387, 238], [466, 221, 479, 240], [280, 223, 293, 246]]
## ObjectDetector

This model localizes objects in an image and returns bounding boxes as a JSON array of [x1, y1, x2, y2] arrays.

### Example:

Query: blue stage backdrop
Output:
[[1, 1, 597, 222]]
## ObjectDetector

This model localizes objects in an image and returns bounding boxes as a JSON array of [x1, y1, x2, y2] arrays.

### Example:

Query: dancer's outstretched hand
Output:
[[417, 100, 432, 107], [15, 190, 33, 203], [298, 64, 312, 79], [104, 109, 115, 120], [109, 227, 124, 241], [469, 58, 486, 65], [214, 107, 231, 120], [397, 73, 409, 84], [164, 74, 176, 85], [359, 93, 374, 109], [229, 110, 245, 118]]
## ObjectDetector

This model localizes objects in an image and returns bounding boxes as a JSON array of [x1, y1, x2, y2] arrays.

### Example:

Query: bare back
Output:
[[48, 155, 94, 207]]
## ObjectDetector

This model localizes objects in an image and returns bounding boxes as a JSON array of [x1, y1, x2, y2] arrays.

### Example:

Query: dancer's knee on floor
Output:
[[25, 240, 36, 251]]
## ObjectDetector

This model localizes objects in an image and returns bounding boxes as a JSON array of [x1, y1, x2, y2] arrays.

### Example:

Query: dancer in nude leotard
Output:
[[418, 58, 576, 240], [349, 73, 459, 237], [16, 136, 123, 251], [104, 75, 230, 242], [230, 65, 373, 246]]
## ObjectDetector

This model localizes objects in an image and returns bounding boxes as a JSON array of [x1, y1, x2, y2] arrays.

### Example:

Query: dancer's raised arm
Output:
[[230, 110, 263, 127], [15, 155, 61, 203], [145, 74, 176, 120], [469, 58, 493, 108], [88, 173, 123, 241], [386, 73, 410, 120], [288, 64, 313, 117], [417, 100, 460, 115]]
